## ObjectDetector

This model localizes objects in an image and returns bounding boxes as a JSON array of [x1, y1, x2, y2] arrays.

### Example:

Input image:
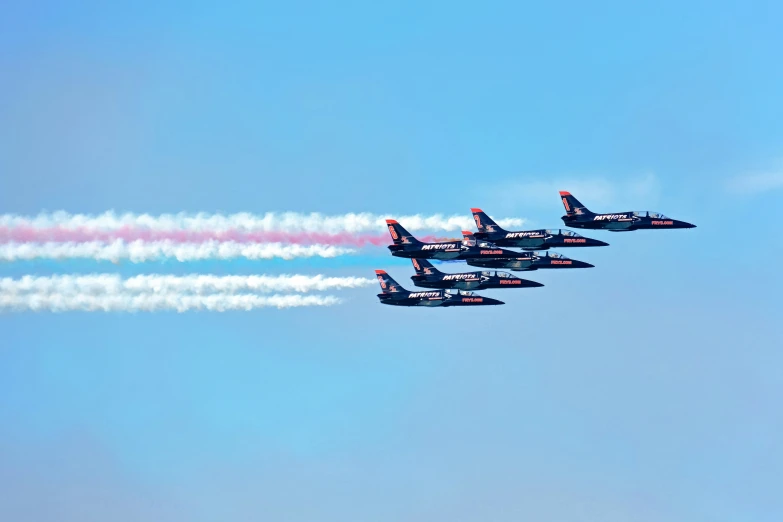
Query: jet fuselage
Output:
[[377, 289, 504, 307], [466, 251, 594, 271], [473, 228, 609, 249], [388, 241, 521, 260], [411, 270, 543, 290], [562, 212, 696, 231]]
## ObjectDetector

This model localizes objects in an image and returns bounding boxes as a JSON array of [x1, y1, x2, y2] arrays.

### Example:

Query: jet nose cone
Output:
[[574, 261, 594, 268], [486, 298, 505, 306], [675, 220, 696, 229], [518, 279, 544, 288], [594, 240, 610, 247]]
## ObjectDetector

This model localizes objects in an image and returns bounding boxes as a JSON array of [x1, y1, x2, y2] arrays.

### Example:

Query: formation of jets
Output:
[[375, 191, 696, 307]]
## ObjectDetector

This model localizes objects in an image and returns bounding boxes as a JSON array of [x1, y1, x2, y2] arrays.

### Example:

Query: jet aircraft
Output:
[[470, 208, 608, 249], [459, 232, 594, 271], [374, 270, 504, 307], [559, 191, 696, 231], [466, 251, 594, 271], [385, 220, 521, 260], [409, 258, 543, 290]]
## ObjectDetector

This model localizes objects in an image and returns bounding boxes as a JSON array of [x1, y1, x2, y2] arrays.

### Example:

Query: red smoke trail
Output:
[[0, 227, 467, 248], [0, 226, 399, 247]]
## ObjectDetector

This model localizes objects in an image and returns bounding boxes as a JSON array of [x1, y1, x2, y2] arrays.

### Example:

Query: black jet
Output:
[[470, 208, 608, 250], [385, 220, 520, 260], [466, 250, 594, 272], [409, 258, 543, 290], [375, 270, 504, 307], [559, 191, 696, 231]]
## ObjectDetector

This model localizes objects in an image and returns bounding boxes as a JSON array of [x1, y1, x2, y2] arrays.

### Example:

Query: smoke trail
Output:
[[1, 274, 376, 295], [0, 241, 354, 262], [0, 226, 391, 247], [0, 211, 524, 234], [0, 227, 465, 248], [0, 292, 341, 312]]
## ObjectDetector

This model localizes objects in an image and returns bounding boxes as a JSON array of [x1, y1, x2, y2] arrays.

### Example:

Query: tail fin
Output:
[[375, 270, 407, 294], [559, 191, 592, 217], [461, 230, 478, 246], [411, 258, 440, 276], [471, 208, 507, 233], [385, 219, 421, 245]]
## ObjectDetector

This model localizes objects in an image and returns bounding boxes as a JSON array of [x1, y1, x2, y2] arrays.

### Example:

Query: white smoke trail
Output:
[[0, 211, 524, 233], [0, 292, 341, 312], [0, 274, 376, 295], [0, 241, 354, 262]]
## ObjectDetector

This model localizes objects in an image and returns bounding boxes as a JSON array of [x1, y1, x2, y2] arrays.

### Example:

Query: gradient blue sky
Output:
[[1, 2, 782, 521]]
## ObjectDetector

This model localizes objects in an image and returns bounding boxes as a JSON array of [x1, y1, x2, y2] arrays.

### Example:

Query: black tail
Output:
[[411, 258, 440, 276], [385, 219, 421, 245], [559, 191, 593, 217], [375, 270, 408, 295], [471, 208, 507, 233]]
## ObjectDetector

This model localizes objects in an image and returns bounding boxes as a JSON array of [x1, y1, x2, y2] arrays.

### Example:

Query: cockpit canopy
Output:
[[536, 251, 570, 259], [481, 271, 514, 278], [632, 211, 670, 219], [462, 237, 496, 248], [545, 229, 583, 237], [445, 289, 475, 296]]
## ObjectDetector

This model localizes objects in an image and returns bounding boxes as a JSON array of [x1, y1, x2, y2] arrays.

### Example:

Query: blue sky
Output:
[[1, 1, 782, 521]]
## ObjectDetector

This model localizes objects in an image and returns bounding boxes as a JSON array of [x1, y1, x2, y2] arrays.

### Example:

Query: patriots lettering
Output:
[[593, 214, 630, 221], [442, 274, 478, 281], [504, 231, 546, 238], [421, 243, 459, 250], [409, 291, 441, 298]]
